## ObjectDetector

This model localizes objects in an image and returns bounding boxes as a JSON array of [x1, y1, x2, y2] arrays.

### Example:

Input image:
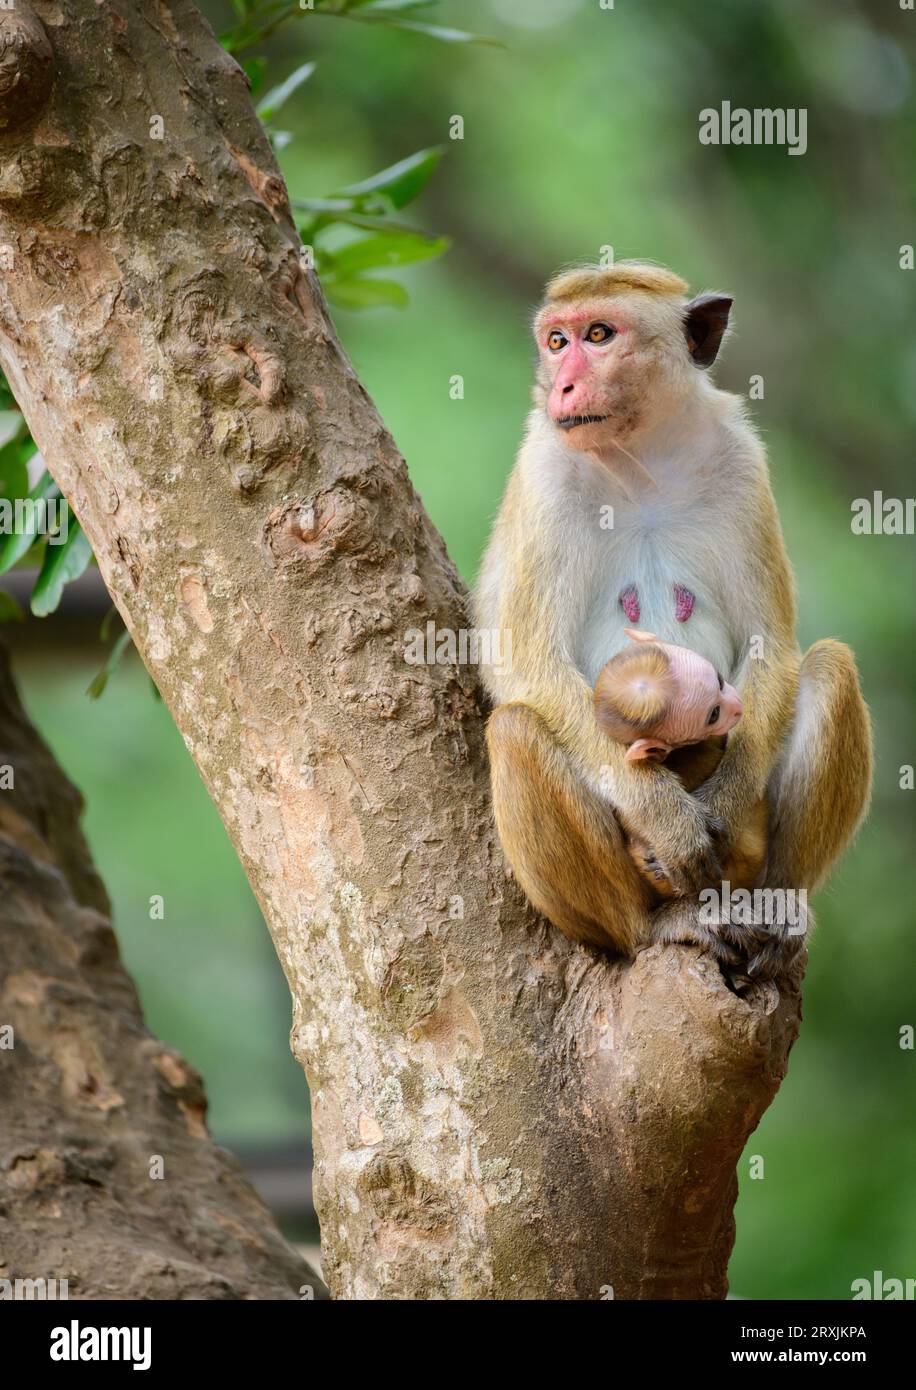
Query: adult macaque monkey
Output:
[[474, 262, 872, 979]]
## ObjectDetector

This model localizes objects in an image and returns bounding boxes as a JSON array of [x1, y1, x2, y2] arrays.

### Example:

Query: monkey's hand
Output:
[[633, 796, 725, 897]]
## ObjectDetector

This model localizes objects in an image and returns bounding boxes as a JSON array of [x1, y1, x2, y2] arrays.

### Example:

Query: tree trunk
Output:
[[0, 643, 325, 1298], [0, 0, 803, 1299]]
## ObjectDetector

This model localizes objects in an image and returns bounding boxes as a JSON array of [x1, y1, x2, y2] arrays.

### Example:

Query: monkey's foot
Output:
[[717, 914, 807, 984], [646, 899, 742, 969]]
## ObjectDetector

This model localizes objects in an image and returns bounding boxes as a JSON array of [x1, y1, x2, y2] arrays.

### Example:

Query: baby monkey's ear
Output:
[[594, 642, 676, 742], [624, 737, 673, 763], [623, 627, 660, 644]]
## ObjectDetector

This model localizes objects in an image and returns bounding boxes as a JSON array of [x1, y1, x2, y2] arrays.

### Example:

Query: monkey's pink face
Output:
[[534, 301, 658, 447]]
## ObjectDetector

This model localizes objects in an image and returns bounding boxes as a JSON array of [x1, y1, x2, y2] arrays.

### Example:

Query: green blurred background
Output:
[[5, 0, 916, 1295]]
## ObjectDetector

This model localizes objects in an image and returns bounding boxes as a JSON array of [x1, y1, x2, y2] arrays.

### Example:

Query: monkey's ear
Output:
[[624, 628, 660, 644], [625, 738, 673, 763], [684, 293, 733, 368]]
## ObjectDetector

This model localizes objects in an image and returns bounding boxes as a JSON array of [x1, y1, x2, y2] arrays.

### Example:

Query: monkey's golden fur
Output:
[[544, 262, 689, 304]]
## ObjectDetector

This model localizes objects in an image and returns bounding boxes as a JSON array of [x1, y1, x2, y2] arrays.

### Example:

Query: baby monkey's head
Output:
[[594, 628, 742, 762]]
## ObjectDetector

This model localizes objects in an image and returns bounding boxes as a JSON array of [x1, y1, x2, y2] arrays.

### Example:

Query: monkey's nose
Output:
[[720, 681, 742, 725], [549, 379, 590, 419], [724, 700, 742, 731]]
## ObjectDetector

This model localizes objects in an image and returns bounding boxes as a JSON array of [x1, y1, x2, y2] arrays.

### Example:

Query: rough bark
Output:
[[0, 644, 326, 1298], [0, 0, 803, 1299]]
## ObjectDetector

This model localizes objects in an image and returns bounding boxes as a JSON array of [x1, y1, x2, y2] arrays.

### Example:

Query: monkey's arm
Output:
[[504, 640, 724, 893], [697, 637, 799, 832], [694, 486, 800, 840]]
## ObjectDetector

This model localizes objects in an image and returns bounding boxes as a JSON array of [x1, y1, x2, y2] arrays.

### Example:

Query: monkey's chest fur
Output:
[[576, 506, 738, 687]]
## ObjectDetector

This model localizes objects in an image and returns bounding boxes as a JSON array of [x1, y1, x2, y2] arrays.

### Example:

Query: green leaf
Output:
[[293, 196, 363, 215], [241, 56, 269, 95], [100, 603, 120, 643], [220, 1, 298, 54], [338, 147, 444, 209], [0, 588, 24, 624], [256, 60, 316, 121], [30, 512, 92, 616], [385, 19, 500, 43], [0, 439, 29, 504], [301, 208, 427, 238], [332, 0, 499, 41], [87, 625, 132, 699], [329, 230, 449, 274], [353, 0, 436, 10], [352, 11, 500, 43], [0, 470, 60, 575], [0, 411, 23, 449], [324, 277, 410, 309]]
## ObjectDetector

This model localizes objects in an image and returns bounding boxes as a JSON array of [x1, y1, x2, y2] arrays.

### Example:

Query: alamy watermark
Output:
[[0, 496, 68, 545], [50, 1320, 151, 1370], [699, 102, 808, 156], [851, 492, 916, 534], [851, 1271, 916, 1300], [699, 880, 808, 931], [403, 623, 511, 670], [0, 1275, 69, 1300]]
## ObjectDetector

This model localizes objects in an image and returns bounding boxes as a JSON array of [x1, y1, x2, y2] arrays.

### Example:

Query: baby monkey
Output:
[[594, 630, 768, 899]]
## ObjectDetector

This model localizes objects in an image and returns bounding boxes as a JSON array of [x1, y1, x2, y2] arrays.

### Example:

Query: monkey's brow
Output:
[[716, 671, 724, 689], [548, 306, 618, 327]]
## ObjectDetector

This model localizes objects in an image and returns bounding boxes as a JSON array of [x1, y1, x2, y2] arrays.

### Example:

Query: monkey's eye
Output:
[[586, 322, 615, 344], [547, 330, 568, 353], [707, 705, 721, 727]]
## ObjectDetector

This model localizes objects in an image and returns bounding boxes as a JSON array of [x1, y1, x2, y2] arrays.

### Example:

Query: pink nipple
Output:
[[620, 586, 640, 622], [674, 585, 695, 622]]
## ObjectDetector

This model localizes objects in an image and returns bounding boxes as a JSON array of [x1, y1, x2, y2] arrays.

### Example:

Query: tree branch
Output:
[[0, 0, 802, 1299], [0, 643, 326, 1298]]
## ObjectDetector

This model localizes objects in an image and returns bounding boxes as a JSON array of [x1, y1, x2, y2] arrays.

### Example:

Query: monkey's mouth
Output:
[[555, 414, 609, 431]]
